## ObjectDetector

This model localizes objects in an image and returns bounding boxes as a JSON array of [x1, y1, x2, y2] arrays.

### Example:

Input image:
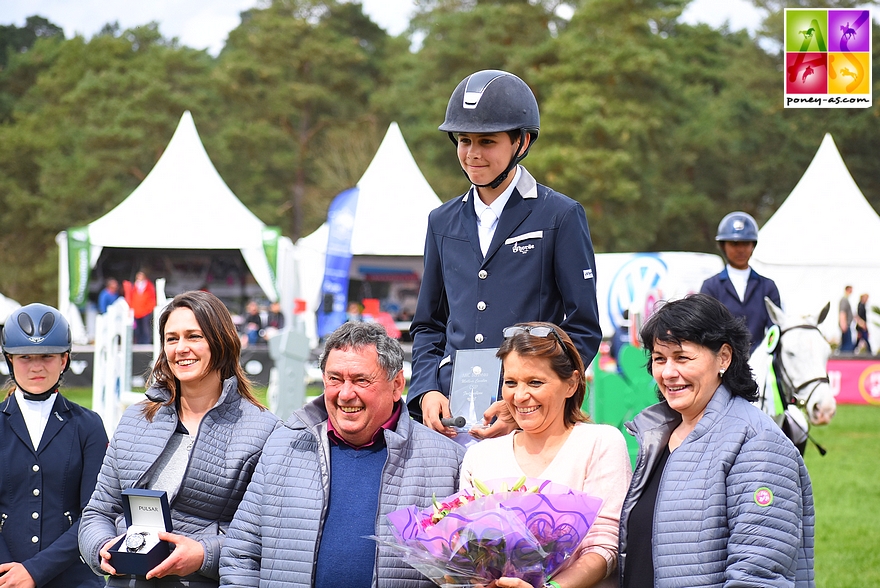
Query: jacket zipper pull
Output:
[[64, 511, 73, 526], [0, 513, 7, 533]]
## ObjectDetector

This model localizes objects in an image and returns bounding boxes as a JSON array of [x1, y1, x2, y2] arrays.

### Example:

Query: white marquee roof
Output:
[[294, 122, 443, 344], [298, 122, 443, 257], [752, 133, 880, 343], [754, 133, 880, 268], [88, 111, 268, 251]]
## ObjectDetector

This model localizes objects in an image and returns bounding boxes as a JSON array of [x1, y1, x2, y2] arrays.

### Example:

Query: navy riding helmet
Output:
[[439, 69, 540, 189], [2, 303, 72, 398], [716, 211, 759, 242]]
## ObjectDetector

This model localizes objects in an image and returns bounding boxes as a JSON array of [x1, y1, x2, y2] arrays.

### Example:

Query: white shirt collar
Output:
[[14, 389, 58, 449], [471, 165, 522, 219], [726, 265, 752, 302]]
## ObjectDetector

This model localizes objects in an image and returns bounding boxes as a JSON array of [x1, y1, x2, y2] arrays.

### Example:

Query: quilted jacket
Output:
[[619, 385, 815, 587], [78, 377, 279, 587], [219, 396, 465, 587]]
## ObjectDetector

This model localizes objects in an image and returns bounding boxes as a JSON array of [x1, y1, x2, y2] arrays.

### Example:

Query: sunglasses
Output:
[[502, 325, 578, 368]]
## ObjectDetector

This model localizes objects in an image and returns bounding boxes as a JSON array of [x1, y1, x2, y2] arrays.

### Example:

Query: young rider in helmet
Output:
[[700, 211, 782, 354], [409, 70, 602, 438], [0, 303, 107, 587]]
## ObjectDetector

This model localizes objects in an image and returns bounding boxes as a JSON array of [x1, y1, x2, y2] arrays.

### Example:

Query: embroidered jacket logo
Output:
[[511, 242, 534, 254]]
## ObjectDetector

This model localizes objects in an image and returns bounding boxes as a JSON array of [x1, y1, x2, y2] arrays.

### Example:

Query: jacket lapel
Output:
[[36, 394, 69, 454], [742, 269, 759, 303], [458, 190, 484, 260], [482, 190, 531, 265], [719, 269, 740, 302], [2, 395, 36, 454]]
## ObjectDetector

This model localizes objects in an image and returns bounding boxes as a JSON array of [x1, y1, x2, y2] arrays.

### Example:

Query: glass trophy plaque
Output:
[[448, 348, 502, 430]]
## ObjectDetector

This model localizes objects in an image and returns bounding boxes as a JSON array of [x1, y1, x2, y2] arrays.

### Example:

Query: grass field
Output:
[[62, 387, 878, 586], [803, 403, 880, 588]]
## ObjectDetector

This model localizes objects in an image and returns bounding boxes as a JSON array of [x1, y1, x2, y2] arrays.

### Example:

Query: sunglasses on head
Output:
[[502, 325, 578, 368]]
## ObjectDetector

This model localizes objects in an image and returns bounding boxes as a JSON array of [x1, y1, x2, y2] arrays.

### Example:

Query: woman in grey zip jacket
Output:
[[78, 291, 279, 587], [618, 294, 814, 588]]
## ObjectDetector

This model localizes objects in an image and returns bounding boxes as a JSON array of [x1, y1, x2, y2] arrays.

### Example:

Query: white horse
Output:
[[749, 297, 836, 454]]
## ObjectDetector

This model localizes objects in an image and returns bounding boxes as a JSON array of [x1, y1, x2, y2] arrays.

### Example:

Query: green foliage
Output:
[[214, 0, 390, 239], [2, 0, 880, 305], [0, 24, 219, 303], [0, 15, 64, 69]]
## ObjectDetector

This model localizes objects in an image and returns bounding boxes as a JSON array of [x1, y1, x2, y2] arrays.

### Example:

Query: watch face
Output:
[[125, 532, 146, 551]]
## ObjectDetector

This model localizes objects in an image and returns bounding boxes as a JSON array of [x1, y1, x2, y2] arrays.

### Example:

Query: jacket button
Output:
[[32, 512, 39, 519], [32, 464, 40, 472], [475, 334, 484, 344], [477, 301, 487, 311], [31, 536, 39, 543], [478, 270, 488, 279], [33, 489, 40, 496]]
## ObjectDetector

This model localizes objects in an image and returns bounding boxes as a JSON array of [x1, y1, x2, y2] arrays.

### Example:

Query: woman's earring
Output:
[[719, 368, 726, 377]]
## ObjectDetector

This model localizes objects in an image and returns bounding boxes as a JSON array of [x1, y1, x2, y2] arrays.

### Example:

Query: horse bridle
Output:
[[771, 324, 830, 410]]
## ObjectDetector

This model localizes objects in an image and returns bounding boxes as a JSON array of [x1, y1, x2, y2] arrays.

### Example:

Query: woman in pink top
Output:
[[460, 322, 632, 588]]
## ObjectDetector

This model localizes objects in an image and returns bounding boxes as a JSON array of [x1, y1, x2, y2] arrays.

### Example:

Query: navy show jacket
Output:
[[700, 266, 782, 354], [408, 167, 602, 417], [0, 392, 107, 587]]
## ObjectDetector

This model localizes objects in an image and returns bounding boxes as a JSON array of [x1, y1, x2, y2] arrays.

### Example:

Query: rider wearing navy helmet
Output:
[[410, 70, 602, 439], [700, 212, 782, 354], [0, 303, 107, 587]]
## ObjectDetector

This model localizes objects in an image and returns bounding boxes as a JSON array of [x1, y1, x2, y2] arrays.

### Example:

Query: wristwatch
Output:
[[125, 531, 150, 553]]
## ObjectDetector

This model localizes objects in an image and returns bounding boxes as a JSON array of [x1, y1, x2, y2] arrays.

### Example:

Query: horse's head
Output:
[[765, 298, 837, 426]]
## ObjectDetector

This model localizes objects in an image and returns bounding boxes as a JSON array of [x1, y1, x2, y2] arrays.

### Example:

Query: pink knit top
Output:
[[460, 422, 633, 588]]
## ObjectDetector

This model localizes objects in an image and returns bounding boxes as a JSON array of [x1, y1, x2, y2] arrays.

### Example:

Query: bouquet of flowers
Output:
[[381, 477, 603, 588]]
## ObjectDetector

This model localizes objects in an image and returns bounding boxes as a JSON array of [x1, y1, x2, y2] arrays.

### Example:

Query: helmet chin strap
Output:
[[21, 385, 60, 402]]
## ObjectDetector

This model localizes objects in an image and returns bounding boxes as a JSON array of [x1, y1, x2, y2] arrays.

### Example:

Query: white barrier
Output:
[[92, 298, 142, 436]]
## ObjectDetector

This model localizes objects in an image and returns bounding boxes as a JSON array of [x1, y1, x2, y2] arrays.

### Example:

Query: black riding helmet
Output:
[[439, 70, 540, 189]]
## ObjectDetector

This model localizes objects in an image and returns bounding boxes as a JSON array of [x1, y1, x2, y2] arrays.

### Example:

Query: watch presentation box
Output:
[[448, 348, 502, 431], [109, 489, 173, 577]]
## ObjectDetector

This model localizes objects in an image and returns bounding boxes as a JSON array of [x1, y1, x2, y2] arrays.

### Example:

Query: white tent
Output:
[[752, 133, 880, 345], [0, 292, 21, 325], [57, 111, 294, 340], [294, 122, 443, 343]]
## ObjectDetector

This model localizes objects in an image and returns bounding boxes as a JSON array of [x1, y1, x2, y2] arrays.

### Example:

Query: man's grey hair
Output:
[[319, 321, 403, 380]]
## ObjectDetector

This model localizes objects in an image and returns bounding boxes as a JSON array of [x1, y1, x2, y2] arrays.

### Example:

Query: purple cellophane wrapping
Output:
[[382, 478, 603, 588]]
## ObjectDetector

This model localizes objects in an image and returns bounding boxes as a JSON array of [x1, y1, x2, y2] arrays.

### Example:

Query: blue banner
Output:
[[316, 187, 359, 338]]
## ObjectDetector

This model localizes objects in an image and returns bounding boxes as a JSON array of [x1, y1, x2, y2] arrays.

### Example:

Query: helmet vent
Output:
[[17, 313, 35, 336], [39, 312, 56, 336], [462, 70, 504, 110]]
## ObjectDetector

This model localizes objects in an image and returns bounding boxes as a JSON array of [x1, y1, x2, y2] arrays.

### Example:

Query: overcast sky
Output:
[[3, 0, 765, 56]]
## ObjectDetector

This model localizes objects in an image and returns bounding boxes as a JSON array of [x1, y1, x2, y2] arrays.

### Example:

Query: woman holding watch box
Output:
[[78, 291, 279, 587]]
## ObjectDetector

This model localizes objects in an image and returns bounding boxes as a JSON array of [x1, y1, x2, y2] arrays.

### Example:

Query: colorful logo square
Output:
[[784, 8, 872, 108], [785, 10, 828, 52], [786, 53, 827, 94], [828, 52, 870, 94], [828, 10, 871, 52]]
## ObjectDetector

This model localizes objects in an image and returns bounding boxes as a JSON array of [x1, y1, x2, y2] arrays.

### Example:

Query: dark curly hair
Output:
[[639, 293, 758, 401], [143, 290, 263, 421], [497, 322, 589, 427]]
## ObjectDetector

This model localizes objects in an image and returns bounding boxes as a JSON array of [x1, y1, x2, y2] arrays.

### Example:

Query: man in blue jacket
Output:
[[409, 70, 602, 438], [700, 211, 781, 355], [219, 322, 463, 587]]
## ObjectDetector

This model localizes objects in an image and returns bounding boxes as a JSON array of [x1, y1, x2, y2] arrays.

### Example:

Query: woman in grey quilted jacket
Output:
[[78, 291, 279, 587], [619, 294, 815, 588]]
